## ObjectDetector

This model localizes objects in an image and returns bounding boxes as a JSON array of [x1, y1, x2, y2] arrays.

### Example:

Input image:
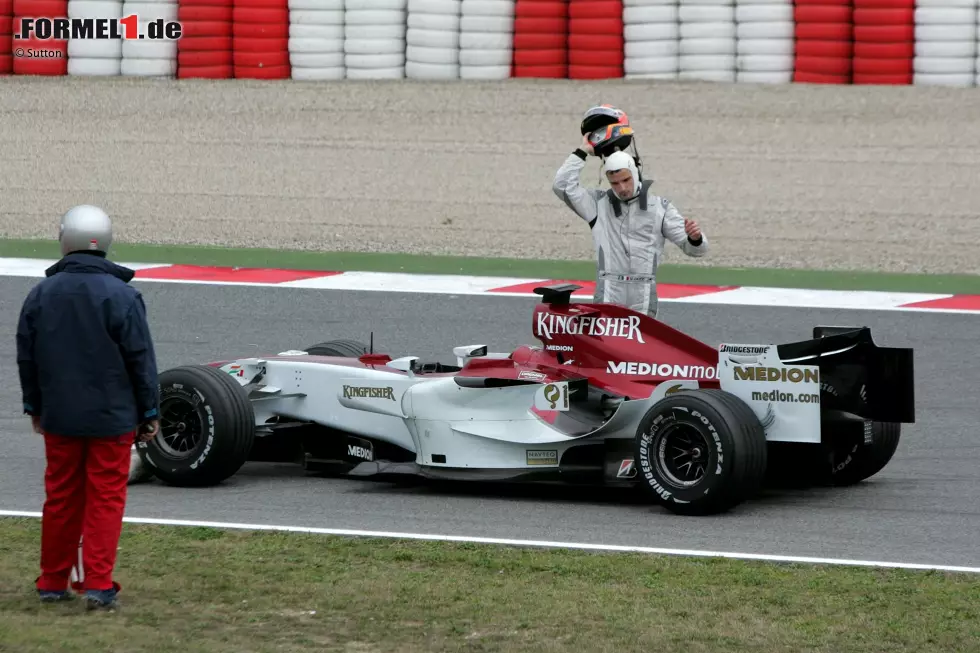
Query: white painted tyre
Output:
[[624, 0, 680, 5], [121, 1, 177, 21], [406, 60, 459, 78], [734, 3, 793, 22], [460, 0, 514, 16], [68, 57, 121, 75], [346, 24, 406, 39], [913, 7, 975, 24], [914, 24, 976, 41], [288, 0, 343, 9], [407, 26, 459, 47], [678, 6, 735, 22], [291, 52, 345, 66], [346, 52, 406, 67], [289, 9, 344, 25], [624, 22, 680, 40], [290, 24, 345, 39], [914, 40, 976, 58], [913, 56, 976, 74], [291, 66, 346, 79], [737, 21, 792, 39], [408, 12, 460, 30], [406, 44, 458, 64], [624, 54, 679, 74], [625, 72, 679, 80], [346, 0, 407, 9], [68, 38, 122, 58], [120, 57, 176, 76], [459, 63, 511, 78], [913, 71, 976, 86], [460, 31, 512, 49], [458, 47, 510, 65], [346, 65, 405, 78], [122, 37, 177, 59], [680, 22, 736, 39], [408, 0, 460, 12], [624, 5, 679, 22], [679, 37, 736, 55], [736, 54, 792, 72], [909, 0, 974, 5], [736, 70, 792, 83], [679, 69, 736, 82], [737, 38, 793, 56], [289, 37, 343, 53], [679, 53, 736, 70], [460, 14, 513, 31], [346, 9, 407, 25], [625, 40, 679, 58], [67, 0, 122, 18], [345, 38, 406, 55]]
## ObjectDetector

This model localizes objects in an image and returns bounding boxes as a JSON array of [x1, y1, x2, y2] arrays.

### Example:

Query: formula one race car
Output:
[[133, 284, 916, 516]]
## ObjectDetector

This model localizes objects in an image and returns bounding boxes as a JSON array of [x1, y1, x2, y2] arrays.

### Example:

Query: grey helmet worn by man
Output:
[[552, 124, 709, 320], [59, 204, 113, 256]]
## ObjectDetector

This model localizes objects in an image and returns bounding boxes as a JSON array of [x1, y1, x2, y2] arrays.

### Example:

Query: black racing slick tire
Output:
[[136, 364, 255, 487], [304, 339, 370, 357], [634, 389, 768, 516], [826, 421, 901, 486]]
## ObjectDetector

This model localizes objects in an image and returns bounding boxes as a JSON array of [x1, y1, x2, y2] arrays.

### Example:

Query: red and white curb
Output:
[[2, 257, 979, 314]]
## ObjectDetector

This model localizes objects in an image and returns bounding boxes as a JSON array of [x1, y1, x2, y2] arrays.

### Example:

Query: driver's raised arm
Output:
[[553, 146, 600, 227]]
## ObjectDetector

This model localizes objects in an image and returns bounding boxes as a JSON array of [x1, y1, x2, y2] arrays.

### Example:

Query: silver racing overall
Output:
[[552, 148, 709, 319]]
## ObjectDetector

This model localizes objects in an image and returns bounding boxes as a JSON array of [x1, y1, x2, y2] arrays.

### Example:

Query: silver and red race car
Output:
[[132, 283, 916, 516]]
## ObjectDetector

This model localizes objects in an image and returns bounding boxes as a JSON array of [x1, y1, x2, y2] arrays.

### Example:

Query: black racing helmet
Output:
[[580, 104, 634, 158]]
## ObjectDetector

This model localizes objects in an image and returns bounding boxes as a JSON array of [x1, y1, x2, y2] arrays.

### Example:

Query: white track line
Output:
[[2, 510, 977, 574]]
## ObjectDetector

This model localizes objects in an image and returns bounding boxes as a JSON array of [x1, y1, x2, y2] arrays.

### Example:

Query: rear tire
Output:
[[136, 364, 255, 487], [304, 339, 370, 357], [826, 421, 901, 486], [634, 389, 768, 516]]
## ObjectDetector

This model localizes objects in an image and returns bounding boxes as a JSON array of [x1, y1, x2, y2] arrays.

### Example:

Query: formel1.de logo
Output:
[[15, 14, 183, 41]]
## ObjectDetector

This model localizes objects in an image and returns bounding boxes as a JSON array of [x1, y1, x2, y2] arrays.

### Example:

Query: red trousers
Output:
[[36, 431, 135, 593]]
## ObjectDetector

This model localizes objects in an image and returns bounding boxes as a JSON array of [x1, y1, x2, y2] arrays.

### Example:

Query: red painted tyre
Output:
[[854, 0, 912, 7], [513, 32, 565, 49], [569, 33, 622, 50], [853, 8, 913, 25], [794, 5, 850, 22], [515, 1, 565, 18], [569, 18, 621, 35], [232, 7, 287, 23], [179, 0, 233, 5], [852, 72, 912, 84], [0, 54, 11, 74], [569, 49, 623, 67], [570, 0, 619, 19], [233, 21, 287, 38], [0, 0, 11, 12], [178, 64, 233, 78], [513, 16, 566, 32], [513, 64, 566, 77], [234, 64, 289, 79], [795, 40, 852, 58], [233, 36, 287, 53], [179, 49, 231, 66], [178, 35, 232, 51], [234, 0, 287, 7], [793, 71, 850, 83], [180, 21, 233, 38], [569, 64, 621, 79], [11, 33, 66, 74], [854, 41, 913, 59], [795, 54, 850, 76], [853, 24, 914, 42], [0, 16, 11, 34], [793, 0, 849, 5], [179, 6, 232, 22], [853, 57, 911, 75], [13, 0, 66, 15], [795, 23, 851, 40], [233, 48, 288, 67], [514, 48, 566, 66]]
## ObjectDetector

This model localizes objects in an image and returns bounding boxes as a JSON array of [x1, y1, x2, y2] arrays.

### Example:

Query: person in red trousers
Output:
[[16, 205, 160, 611]]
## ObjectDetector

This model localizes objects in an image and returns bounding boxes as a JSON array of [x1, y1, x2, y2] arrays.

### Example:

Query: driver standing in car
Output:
[[552, 105, 708, 320]]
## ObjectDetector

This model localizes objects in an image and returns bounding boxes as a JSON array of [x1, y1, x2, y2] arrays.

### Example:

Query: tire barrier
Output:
[[3, 0, 979, 85]]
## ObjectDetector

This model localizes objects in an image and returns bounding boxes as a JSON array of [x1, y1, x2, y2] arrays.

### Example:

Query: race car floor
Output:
[[1, 276, 978, 570]]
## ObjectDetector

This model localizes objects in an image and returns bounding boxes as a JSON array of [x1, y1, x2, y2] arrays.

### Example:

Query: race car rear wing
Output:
[[776, 325, 915, 425]]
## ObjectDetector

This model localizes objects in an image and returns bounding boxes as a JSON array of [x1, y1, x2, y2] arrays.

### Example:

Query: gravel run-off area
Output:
[[2, 77, 979, 275]]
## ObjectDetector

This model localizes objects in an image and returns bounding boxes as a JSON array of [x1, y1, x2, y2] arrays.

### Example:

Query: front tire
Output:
[[304, 339, 370, 357], [136, 364, 255, 487], [634, 389, 768, 516]]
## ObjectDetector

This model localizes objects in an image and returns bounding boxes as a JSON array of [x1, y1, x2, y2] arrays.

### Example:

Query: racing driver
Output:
[[552, 108, 709, 319]]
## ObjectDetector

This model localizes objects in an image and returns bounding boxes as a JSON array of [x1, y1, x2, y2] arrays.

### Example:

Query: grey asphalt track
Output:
[[2, 277, 978, 568]]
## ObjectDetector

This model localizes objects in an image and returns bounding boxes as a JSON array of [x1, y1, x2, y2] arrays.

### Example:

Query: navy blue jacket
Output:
[[16, 252, 160, 437]]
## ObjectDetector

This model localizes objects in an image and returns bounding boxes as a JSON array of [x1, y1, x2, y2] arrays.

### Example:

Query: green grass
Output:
[[1, 517, 978, 653], [4, 238, 980, 294]]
